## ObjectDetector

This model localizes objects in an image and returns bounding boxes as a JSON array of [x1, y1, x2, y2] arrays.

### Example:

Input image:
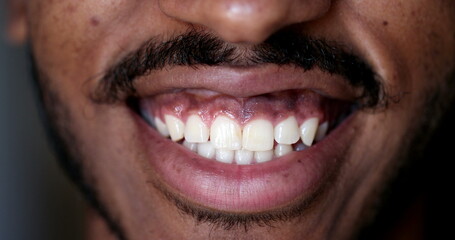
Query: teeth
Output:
[[183, 140, 198, 152], [154, 117, 170, 137], [235, 149, 254, 165], [254, 150, 274, 163], [210, 116, 242, 150], [242, 119, 274, 151], [300, 118, 319, 146], [216, 149, 234, 163], [274, 116, 300, 144], [165, 115, 185, 141], [153, 113, 325, 164], [184, 114, 209, 143], [315, 121, 329, 142], [274, 144, 293, 157], [197, 141, 216, 159]]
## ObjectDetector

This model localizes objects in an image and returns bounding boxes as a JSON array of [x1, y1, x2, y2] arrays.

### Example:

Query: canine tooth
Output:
[[274, 116, 300, 144], [165, 115, 185, 141], [235, 149, 253, 165], [300, 118, 319, 146], [216, 149, 234, 163], [242, 119, 274, 151], [154, 117, 170, 137], [183, 140, 198, 152], [197, 142, 216, 159], [210, 116, 242, 150], [184, 114, 209, 143], [254, 150, 273, 163], [315, 121, 329, 142], [274, 144, 293, 157]]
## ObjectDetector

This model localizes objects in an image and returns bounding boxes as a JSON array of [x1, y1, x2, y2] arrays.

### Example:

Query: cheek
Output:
[[71, 105, 179, 235], [26, 0, 187, 109], [347, 0, 455, 91], [348, 110, 410, 175]]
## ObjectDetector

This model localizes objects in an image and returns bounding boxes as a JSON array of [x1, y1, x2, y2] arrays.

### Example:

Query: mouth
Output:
[[138, 89, 352, 164], [125, 64, 362, 213]]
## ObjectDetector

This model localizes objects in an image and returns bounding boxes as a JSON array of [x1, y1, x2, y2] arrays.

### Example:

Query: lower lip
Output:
[[135, 112, 357, 212]]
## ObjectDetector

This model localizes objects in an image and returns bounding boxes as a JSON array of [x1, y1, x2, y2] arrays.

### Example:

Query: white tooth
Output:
[[183, 140, 198, 152], [235, 149, 253, 165], [197, 141, 216, 159], [274, 116, 300, 144], [242, 119, 274, 151], [300, 118, 319, 146], [254, 150, 273, 163], [274, 144, 293, 157], [210, 116, 242, 150], [154, 117, 170, 137], [216, 149, 234, 163], [315, 121, 329, 142], [184, 114, 209, 143], [165, 115, 185, 141]]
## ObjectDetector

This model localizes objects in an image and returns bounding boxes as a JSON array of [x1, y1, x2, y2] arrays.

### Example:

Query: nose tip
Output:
[[203, 1, 310, 43], [159, 0, 331, 44]]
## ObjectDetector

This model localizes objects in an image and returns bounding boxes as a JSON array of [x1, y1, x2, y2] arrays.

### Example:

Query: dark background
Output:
[[0, 3, 85, 240]]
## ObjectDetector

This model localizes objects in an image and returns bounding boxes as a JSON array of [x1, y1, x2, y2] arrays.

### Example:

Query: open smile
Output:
[[126, 64, 362, 212]]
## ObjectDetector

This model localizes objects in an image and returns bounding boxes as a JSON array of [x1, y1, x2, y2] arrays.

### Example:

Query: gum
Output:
[[140, 89, 349, 127]]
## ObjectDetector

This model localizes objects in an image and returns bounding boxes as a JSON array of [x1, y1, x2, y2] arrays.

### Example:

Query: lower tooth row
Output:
[[151, 114, 328, 164], [184, 140, 291, 165]]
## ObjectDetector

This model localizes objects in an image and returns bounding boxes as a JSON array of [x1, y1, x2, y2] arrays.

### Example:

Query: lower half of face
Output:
[[27, 0, 454, 239]]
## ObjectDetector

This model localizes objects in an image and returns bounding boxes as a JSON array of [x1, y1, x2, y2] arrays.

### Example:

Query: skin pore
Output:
[[8, 0, 455, 239]]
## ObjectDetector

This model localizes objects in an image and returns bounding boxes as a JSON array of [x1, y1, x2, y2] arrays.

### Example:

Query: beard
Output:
[[356, 69, 455, 240], [29, 43, 455, 240]]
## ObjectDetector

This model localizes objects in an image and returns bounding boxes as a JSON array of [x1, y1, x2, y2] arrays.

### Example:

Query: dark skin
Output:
[[7, 0, 455, 239]]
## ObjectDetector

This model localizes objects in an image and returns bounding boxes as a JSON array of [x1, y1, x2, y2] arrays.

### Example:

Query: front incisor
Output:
[[210, 116, 242, 150], [243, 119, 274, 151]]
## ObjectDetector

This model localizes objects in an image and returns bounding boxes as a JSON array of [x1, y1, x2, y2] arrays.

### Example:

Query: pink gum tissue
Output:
[[143, 90, 332, 127]]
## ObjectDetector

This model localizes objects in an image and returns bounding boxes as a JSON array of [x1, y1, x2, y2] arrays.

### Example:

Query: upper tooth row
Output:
[[155, 114, 327, 152]]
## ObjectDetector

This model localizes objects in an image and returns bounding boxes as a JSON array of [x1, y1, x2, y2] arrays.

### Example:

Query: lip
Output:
[[133, 64, 360, 101], [130, 65, 359, 212]]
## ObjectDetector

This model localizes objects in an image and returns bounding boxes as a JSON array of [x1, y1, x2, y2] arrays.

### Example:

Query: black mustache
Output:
[[94, 30, 384, 108]]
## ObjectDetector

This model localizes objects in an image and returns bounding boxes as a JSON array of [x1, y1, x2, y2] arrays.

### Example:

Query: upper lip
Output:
[[132, 64, 361, 101]]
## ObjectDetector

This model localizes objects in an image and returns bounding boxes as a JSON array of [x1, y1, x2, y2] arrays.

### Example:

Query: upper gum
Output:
[[142, 90, 328, 127]]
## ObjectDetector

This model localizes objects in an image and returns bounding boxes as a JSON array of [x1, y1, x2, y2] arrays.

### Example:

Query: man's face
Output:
[[11, 0, 454, 239]]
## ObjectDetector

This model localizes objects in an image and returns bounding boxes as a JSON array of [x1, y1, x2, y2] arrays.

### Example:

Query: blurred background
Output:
[[0, 2, 85, 240]]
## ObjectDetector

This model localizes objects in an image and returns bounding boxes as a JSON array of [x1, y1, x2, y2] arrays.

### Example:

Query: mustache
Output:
[[93, 30, 385, 108]]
